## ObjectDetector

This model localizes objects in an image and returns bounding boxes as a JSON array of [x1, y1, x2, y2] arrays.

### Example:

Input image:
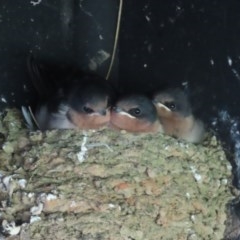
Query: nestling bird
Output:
[[66, 78, 113, 130], [152, 88, 205, 143], [110, 94, 163, 133], [26, 56, 113, 130]]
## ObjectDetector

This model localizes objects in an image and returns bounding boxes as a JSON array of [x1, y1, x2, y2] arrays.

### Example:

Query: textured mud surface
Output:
[[0, 109, 236, 239]]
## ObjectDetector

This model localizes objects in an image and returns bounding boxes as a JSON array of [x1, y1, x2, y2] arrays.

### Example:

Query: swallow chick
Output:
[[110, 94, 163, 133], [26, 56, 113, 130], [152, 88, 205, 143], [36, 78, 113, 130], [66, 79, 112, 130]]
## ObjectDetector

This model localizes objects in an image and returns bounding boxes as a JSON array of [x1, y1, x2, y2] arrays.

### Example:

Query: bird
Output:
[[65, 78, 113, 130], [152, 88, 205, 143], [25, 56, 114, 131], [110, 94, 163, 133]]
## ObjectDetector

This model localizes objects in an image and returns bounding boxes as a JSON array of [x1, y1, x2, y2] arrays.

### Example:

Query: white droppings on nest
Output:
[[2, 175, 12, 190], [46, 193, 57, 201], [77, 135, 88, 163], [2, 220, 21, 236], [193, 173, 202, 182], [30, 202, 44, 215], [30, 216, 41, 224], [18, 179, 27, 189], [57, 218, 64, 222], [1, 175, 17, 197], [186, 192, 191, 199], [178, 142, 188, 148], [37, 193, 54, 203], [108, 203, 116, 208], [88, 143, 113, 152], [77, 134, 113, 162], [28, 192, 35, 199], [190, 215, 196, 223], [190, 166, 202, 183], [221, 178, 228, 185]]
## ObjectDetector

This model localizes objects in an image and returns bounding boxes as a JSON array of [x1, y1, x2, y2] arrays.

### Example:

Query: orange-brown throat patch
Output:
[[68, 109, 110, 130], [110, 112, 160, 133]]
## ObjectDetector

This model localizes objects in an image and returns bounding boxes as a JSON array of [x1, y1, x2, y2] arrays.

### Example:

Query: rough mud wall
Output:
[[0, 109, 235, 240]]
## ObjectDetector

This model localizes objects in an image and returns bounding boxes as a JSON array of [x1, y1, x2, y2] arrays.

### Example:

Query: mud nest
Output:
[[0, 109, 237, 240]]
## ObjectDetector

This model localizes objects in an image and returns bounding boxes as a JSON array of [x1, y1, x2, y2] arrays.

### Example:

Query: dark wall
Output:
[[0, 0, 118, 109], [119, 0, 240, 116]]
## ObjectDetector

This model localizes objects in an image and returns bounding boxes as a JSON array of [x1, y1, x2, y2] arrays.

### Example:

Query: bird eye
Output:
[[83, 106, 94, 114], [129, 108, 142, 116], [165, 102, 176, 110]]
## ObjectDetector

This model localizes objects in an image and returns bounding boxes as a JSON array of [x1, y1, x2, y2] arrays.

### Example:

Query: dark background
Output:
[[1, 0, 240, 188]]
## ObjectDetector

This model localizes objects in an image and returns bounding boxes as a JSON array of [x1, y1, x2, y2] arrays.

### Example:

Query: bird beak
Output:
[[152, 101, 171, 112], [111, 106, 135, 118]]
